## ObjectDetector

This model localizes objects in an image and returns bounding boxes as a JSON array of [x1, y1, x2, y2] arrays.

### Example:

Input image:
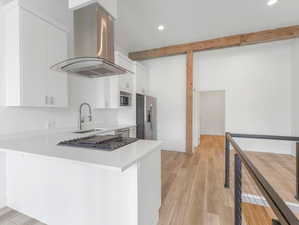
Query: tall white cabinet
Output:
[[3, 2, 68, 107], [116, 51, 134, 93], [94, 52, 135, 109]]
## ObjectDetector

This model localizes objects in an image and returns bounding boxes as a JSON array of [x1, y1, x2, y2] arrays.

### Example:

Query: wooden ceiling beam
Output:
[[240, 25, 299, 45], [129, 25, 299, 61]]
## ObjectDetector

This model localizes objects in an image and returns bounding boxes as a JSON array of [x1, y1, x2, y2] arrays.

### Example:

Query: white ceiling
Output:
[[115, 0, 299, 53]]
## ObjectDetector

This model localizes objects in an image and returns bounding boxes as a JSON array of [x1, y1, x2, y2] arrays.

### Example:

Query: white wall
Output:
[[145, 40, 295, 154], [0, 3, 5, 107], [0, 152, 6, 208], [0, 1, 6, 208], [291, 38, 299, 155], [197, 40, 293, 154], [200, 91, 225, 136], [144, 55, 186, 152]]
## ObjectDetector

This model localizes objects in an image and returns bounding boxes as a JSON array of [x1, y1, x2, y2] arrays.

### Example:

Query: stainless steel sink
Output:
[[73, 129, 104, 134]]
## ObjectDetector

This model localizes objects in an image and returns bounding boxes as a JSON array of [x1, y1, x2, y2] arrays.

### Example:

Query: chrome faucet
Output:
[[79, 103, 92, 130]]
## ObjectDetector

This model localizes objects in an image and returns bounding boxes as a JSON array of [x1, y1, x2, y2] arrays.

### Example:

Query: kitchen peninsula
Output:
[[0, 127, 162, 225]]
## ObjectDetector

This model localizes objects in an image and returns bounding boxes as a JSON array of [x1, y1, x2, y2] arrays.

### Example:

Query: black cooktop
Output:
[[58, 135, 139, 151]]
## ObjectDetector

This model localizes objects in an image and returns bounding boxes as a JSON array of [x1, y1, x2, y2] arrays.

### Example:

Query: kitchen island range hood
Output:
[[51, 3, 130, 78]]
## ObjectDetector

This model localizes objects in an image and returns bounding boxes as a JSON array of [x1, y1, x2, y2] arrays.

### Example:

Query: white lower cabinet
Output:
[[3, 3, 68, 107], [138, 149, 161, 225], [5, 148, 161, 225]]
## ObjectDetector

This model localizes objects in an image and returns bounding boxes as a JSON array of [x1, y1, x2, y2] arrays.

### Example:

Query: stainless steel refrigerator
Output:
[[136, 94, 157, 140]]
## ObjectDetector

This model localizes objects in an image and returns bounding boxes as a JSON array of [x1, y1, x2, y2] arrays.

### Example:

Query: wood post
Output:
[[186, 51, 193, 154]]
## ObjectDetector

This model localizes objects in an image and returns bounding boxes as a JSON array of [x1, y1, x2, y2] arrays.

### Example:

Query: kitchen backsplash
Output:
[[0, 107, 119, 135]]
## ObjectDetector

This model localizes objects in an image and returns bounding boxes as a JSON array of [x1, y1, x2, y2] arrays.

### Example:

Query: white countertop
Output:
[[0, 124, 162, 172]]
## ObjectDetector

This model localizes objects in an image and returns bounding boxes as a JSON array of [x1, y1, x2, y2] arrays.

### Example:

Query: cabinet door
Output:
[[106, 76, 120, 108], [95, 77, 119, 109], [95, 77, 106, 108], [119, 74, 133, 92], [136, 63, 149, 95], [20, 9, 47, 107], [143, 71, 149, 94], [119, 75, 127, 91], [47, 24, 68, 107], [115, 52, 134, 72], [138, 150, 161, 225]]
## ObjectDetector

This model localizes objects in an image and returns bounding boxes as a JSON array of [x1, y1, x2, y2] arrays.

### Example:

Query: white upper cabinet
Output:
[[3, 4, 68, 107], [115, 51, 134, 93], [19, 9, 48, 107], [94, 76, 120, 109], [115, 51, 135, 73], [106, 76, 121, 108], [46, 24, 68, 107], [119, 75, 134, 93], [136, 62, 149, 95]]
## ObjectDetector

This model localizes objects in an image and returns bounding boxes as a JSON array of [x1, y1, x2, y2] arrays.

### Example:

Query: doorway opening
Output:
[[199, 90, 225, 137]]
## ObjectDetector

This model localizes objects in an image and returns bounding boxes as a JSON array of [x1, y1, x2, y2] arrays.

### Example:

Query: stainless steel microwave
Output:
[[120, 91, 132, 106]]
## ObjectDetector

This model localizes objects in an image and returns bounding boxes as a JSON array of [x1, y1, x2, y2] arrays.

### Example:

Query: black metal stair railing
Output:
[[224, 132, 299, 225], [234, 154, 242, 225]]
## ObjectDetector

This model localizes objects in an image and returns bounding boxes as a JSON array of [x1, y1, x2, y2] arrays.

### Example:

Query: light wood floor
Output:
[[0, 207, 45, 225], [159, 135, 296, 225], [159, 135, 234, 225], [244, 151, 297, 204]]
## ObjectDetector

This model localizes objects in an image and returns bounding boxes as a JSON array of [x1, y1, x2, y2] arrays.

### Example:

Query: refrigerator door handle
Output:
[[147, 105, 153, 130], [147, 110, 151, 123]]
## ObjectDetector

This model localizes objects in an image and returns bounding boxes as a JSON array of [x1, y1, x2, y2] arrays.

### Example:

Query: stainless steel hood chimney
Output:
[[51, 3, 129, 78]]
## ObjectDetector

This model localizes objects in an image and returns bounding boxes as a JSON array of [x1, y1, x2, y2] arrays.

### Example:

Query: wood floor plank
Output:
[[243, 203, 273, 225]]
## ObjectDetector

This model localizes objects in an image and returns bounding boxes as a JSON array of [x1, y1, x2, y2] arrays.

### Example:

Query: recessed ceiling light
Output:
[[267, 0, 278, 6], [158, 25, 165, 31]]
